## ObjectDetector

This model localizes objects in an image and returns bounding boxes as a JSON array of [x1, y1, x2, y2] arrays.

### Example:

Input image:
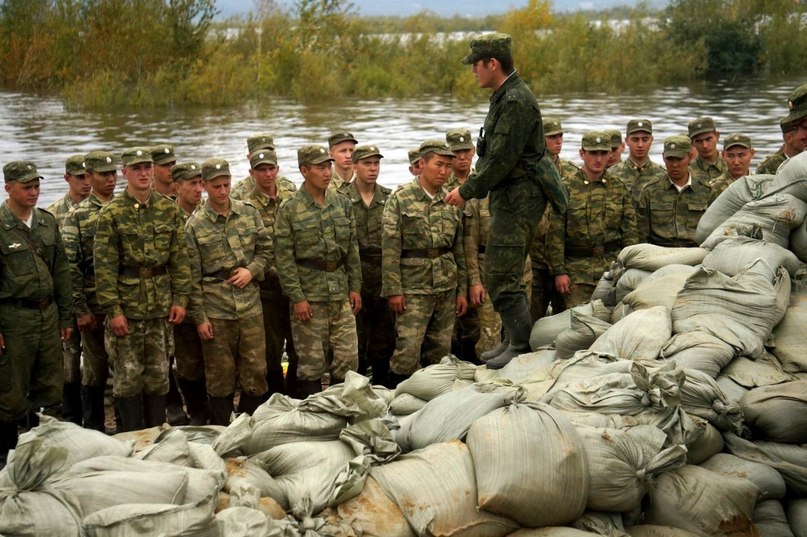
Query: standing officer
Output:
[[94, 147, 191, 431], [445, 32, 567, 369], [1, 161, 73, 466]]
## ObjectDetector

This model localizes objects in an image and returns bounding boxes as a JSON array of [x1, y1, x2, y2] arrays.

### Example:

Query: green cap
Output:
[[171, 162, 202, 182], [446, 128, 474, 151], [351, 145, 384, 163], [626, 119, 652, 135], [250, 149, 278, 168], [461, 32, 512, 65], [298, 144, 334, 166], [328, 131, 358, 148], [605, 128, 623, 148], [201, 158, 231, 181], [121, 147, 153, 167], [723, 133, 752, 150], [151, 144, 176, 166], [84, 151, 117, 173], [543, 117, 564, 136], [247, 134, 275, 155], [688, 116, 717, 138], [781, 117, 800, 134], [408, 149, 421, 165], [581, 131, 611, 151], [3, 160, 43, 183], [663, 135, 692, 158], [417, 139, 455, 158], [785, 83, 807, 124], [65, 154, 86, 176]]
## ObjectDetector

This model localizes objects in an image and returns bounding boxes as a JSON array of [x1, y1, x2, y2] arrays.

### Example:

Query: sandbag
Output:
[[715, 375, 750, 405], [215, 506, 273, 537], [753, 500, 795, 537], [721, 354, 797, 389], [496, 349, 557, 385], [789, 216, 807, 261], [294, 371, 388, 422], [224, 457, 286, 509], [318, 476, 415, 537], [662, 331, 735, 378], [508, 529, 601, 536], [389, 392, 428, 416], [571, 512, 629, 536], [617, 244, 708, 271], [724, 433, 807, 496], [555, 309, 611, 360], [82, 499, 220, 537], [679, 368, 743, 433], [787, 499, 807, 537], [766, 151, 807, 201], [589, 306, 671, 362], [615, 268, 653, 304], [740, 380, 807, 443], [621, 265, 697, 312], [700, 453, 787, 501], [591, 268, 618, 307], [530, 301, 612, 350], [137, 427, 191, 465], [701, 236, 802, 279], [696, 173, 775, 242], [625, 526, 702, 537], [683, 416, 724, 465], [770, 283, 807, 373], [394, 355, 477, 401]]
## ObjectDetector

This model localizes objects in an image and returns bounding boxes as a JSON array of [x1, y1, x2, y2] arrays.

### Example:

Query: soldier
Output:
[[274, 145, 362, 396], [151, 144, 177, 199], [62, 151, 118, 431], [688, 116, 727, 183], [609, 119, 667, 205], [94, 147, 191, 431], [328, 131, 358, 190], [719, 134, 755, 183], [47, 154, 89, 425], [186, 159, 272, 424], [174, 162, 204, 217], [543, 117, 579, 177], [637, 135, 727, 247], [445, 33, 567, 369], [758, 85, 807, 174], [242, 149, 300, 398], [1, 160, 73, 466], [384, 140, 468, 386], [606, 128, 625, 168], [231, 134, 299, 201], [757, 118, 805, 174], [548, 132, 638, 308], [444, 128, 475, 191], [341, 145, 395, 385], [408, 148, 422, 177]]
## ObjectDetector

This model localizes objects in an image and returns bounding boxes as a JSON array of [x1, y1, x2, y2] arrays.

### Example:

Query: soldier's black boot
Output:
[[0, 420, 18, 470], [166, 369, 189, 426], [237, 392, 266, 416], [143, 393, 167, 428], [485, 299, 532, 370], [208, 395, 235, 426], [81, 385, 107, 432], [116, 394, 144, 432], [266, 369, 286, 397], [296, 380, 322, 398], [480, 335, 509, 362], [384, 371, 410, 390], [176, 377, 210, 426], [62, 381, 82, 425]]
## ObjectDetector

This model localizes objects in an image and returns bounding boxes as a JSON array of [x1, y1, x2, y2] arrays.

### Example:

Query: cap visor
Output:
[[460, 53, 479, 65], [663, 151, 688, 159]]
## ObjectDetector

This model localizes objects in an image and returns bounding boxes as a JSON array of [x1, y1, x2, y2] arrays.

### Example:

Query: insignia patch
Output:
[[9, 242, 21, 249]]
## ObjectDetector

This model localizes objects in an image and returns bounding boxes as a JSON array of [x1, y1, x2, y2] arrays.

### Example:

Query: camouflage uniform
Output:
[[690, 154, 728, 184], [382, 177, 467, 375], [757, 147, 786, 175], [328, 171, 355, 192], [274, 184, 362, 384], [231, 174, 297, 201], [608, 158, 667, 206]]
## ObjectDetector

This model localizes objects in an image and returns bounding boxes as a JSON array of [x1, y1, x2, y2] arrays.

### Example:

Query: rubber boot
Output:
[[81, 385, 107, 432], [0, 420, 18, 470], [237, 392, 266, 416], [485, 299, 532, 370], [266, 369, 286, 396], [143, 393, 167, 428], [62, 381, 82, 425], [296, 380, 322, 398], [176, 377, 209, 426], [480, 335, 509, 362], [208, 395, 235, 426], [384, 371, 410, 390], [166, 369, 189, 426], [115, 394, 144, 432]]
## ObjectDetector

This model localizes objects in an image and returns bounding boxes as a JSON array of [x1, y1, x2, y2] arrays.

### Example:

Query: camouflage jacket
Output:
[[274, 185, 362, 303], [382, 178, 466, 297], [550, 155, 579, 178], [607, 158, 667, 206], [94, 189, 191, 320], [0, 203, 73, 329], [546, 169, 638, 283], [231, 174, 297, 201], [62, 193, 109, 316], [757, 147, 786, 175], [529, 156, 579, 271], [46, 192, 82, 229], [342, 181, 391, 297], [690, 154, 727, 184], [186, 199, 272, 323], [328, 171, 355, 192]]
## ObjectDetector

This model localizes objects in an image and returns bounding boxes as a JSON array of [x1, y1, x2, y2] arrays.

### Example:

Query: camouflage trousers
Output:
[[390, 290, 456, 376], [451, 306, 480, 362], [476, 296, 502, 355], [62, 319, 81, 384], [262, 296, 297, 379], [530, 268, 567, 323], [105, 317, 170, 398], [201, 315, 268, 398], [174, 321, 204, 382], [80, 314, 109, 387], [566, 282, 596, 309], [290, 299, 358, 383], [0, 303, 62, 421]]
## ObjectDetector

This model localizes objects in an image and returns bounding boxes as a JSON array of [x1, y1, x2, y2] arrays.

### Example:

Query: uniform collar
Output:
[[0, 201, 45, 229]]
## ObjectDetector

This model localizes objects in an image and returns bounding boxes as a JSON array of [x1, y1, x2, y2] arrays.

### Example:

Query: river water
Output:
[[0, 76, 798, 207]]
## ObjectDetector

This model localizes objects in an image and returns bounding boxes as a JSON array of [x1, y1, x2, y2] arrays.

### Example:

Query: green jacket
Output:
[[342, 181, 391, 297], [757, 147, 786, 175], [46, 192, 82, 229], [231, 174, 297, 201], [607, 158, 667, 206], [62, 193, 109, 316], [690, 154, 728, 184]]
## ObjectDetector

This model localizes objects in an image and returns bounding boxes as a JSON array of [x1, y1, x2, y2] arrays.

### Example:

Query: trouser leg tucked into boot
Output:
[[0, 420, 18, 470], [485, 299, 532, 370], [62, 381, 82, 425], [296, 380, 322, 398], [208, 395, 235, 426], [115, 394, 144, 432], [81, 385, 107, 432], [143, 393, 167, 428], [237, 391, 266, 416], [176, 376, 209, 426]]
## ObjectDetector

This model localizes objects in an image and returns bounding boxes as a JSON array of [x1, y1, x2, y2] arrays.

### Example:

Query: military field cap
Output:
[[688, 116, 717, 138], [64, 154, 86, 176], [785, 83, 807, 123], [626, 119, 653, 135], [461, 32, 512, 65], [121, 147, 153, 167], [543, 117, 564, 136], [201, 158, 231, 181], [663, 135, 692, 159], [605, 128, 623, 148], [250, 149, 278, 168], [171, 162, 202, 182], [328, 131, 358, 148], [351, 145, 384, 163], [723, 133, 752, 150], [581, 131, 611, 152], [298, 144, 334, 167], [781, 116, 800, 134], [151, 144, 176, 166], [417, 139, 455, 158], [408, 149, 421, 165], [247, 134, 276, 155], [446, 128, 474, 151], [3, 160, 43, 183], [84, 151, 117, 173]]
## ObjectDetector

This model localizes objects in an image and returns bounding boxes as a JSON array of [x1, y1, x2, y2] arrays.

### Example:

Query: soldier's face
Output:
[[88, 170, 117, 199], [419, 153, 454, 192], [5, 179, 40, 209], [354, 157, 380, 185], [795, 118, 807, 152], [251, 163, 279, 192], [451, 148, 475, 175], [176, 176, 203, 207], [722, 146, 755, 179], [329, 142, 355, 173], [472, 59, 495, 89], [123, 162, 153, 192], [65, 172, 91, 198], [154, 161, 176, 186], [663, 154, 692, 183], [608, 143, 625, 166], [302, 162, 332, 191], [545, 133, 563, 157], [626, 132, 652, 160], [204, 176, 231, 208], [692, 131, 719, 161], [580, 149, 609, 177]]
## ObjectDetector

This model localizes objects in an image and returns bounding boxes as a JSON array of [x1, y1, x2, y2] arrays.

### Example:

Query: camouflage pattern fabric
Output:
[[79, 318, 108, 387], [46, 192, 81, 228], [389, 291, 456, 375], [201, 314, 268, 397], [757, 147, 787, 175], [328, 172, 355, 192], [289, 299, 358, 382], [173, 320, 204, 382], [690, 154, 727, 184], [231, 174, 297, 201], [529, 208, 566, 321], [62, 193, 107, 317], [105, 317, 170, 397], [607, 158, 667, 206]]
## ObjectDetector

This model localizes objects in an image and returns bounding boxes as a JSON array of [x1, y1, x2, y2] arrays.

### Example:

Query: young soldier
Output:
[[231, 133, 298, 202], [384, 140, 467, 386], [62, 151, 118, 431], [328, 131, 358, 190], [94, 147, 191, 431], [151, 144, 177, 199], [186, 159, 272, 424], [606, 128, 625, 168], [688, 116, 727, 183], [719, 134, 756, 183], [274, 145, 362, 396], [608, 119, 667, 204], [758, 84, 807, 174]]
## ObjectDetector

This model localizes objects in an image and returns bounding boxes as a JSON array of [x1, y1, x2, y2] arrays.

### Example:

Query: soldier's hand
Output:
[[197, 321, 214, 341], [228, 267, 253, 289], [168, 305, 186, 324], [443, 187, 465, 207], [388, 295, 406, 315], [456, 295, 469, 317], [294, 300, 313, 323], [77, 313, 97, 333], [555, 274, 571, 295], [109, 314, 130, 337], [469, 284, 486, 306], [349, 291, 362, 315], [0, 332, 4, 356], [61, 327, 73, 342]]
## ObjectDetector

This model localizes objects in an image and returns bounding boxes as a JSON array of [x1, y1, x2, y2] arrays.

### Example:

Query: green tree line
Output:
[[0, 0, 805, 109]]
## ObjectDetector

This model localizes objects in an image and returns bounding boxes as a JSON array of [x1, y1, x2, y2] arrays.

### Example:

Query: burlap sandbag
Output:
[[725, 433, 807, 496], [787, 499, 807, 537], [701, 236, 802, 280], [318, 476, 415, 537], [679, 368, 743, 433], [662, 331, 736, 378], [765, 150, 807, 202], [740, 380, 807, 443], [625, 526, 702, 537], [700, 453, 787, 501], [394, 355, 477, 401], [770, 283, 807, 373], [617, 244, 708, 271], [696, 173, 775, 243], [621, 265, 697, 312], [589, 306, 671, 362], [555, 310, 612, 360]]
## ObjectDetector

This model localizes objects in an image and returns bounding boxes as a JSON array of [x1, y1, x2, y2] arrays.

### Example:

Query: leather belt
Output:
[[565, 241, 622, 258], [360, 247, 383, 258], [401, 247, 451, 259], [296, 257, 345, 272], [1, 296, 53, 310], [205, 268, 236, 280], [119, 264, 167, 278]]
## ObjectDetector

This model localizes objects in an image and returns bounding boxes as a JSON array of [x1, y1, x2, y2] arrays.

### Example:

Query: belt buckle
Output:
[[592, 246, 604, 257], [139, 267, 152, 278]]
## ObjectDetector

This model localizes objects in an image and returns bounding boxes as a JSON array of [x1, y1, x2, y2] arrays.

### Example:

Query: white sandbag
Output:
[[508, 529, 601, 536], [679, 368, 743, 433], [788, 499, 807, 537], [740, 380, 807, 443], [625, 526, 702, 537], [136, 427, 191, 465], [530, 301, 611, 350], [701, 236, 802, 279], [715, 375, 750, 405], [389, 392, 428, 416], [770, 283, 807, 373], [223, 457, 286, 509], [696, 173, 775, 242], [789, 216, 807, 261], [700, 453, 787, 501], [467, 401, 588, 527], [394, 355, 477, 401], [318, 476, 415, 537], [82, 499, 220, 537], [617, 244, 708, 271], [684, 415, 724, 465], [621, 265, 697, 312], [555, 309, 612, 360], [497, 348, 557, 385], [251, 440, 355, 478], [295, 370, 388, 422], [371, 440, 518, 537], [721, 353, 797, 388], [571, 512, 629, 536], [645, 465, 759, 536], [753, 500, 795, 537], [589, 306, 671, 362], [724, 433, 807, 496], [766, 151, 807, 201], [591, 268, 617, 307], [215, 507, 272, 537], [662, 331, 735, 378], [615, 268, 653, 304]]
